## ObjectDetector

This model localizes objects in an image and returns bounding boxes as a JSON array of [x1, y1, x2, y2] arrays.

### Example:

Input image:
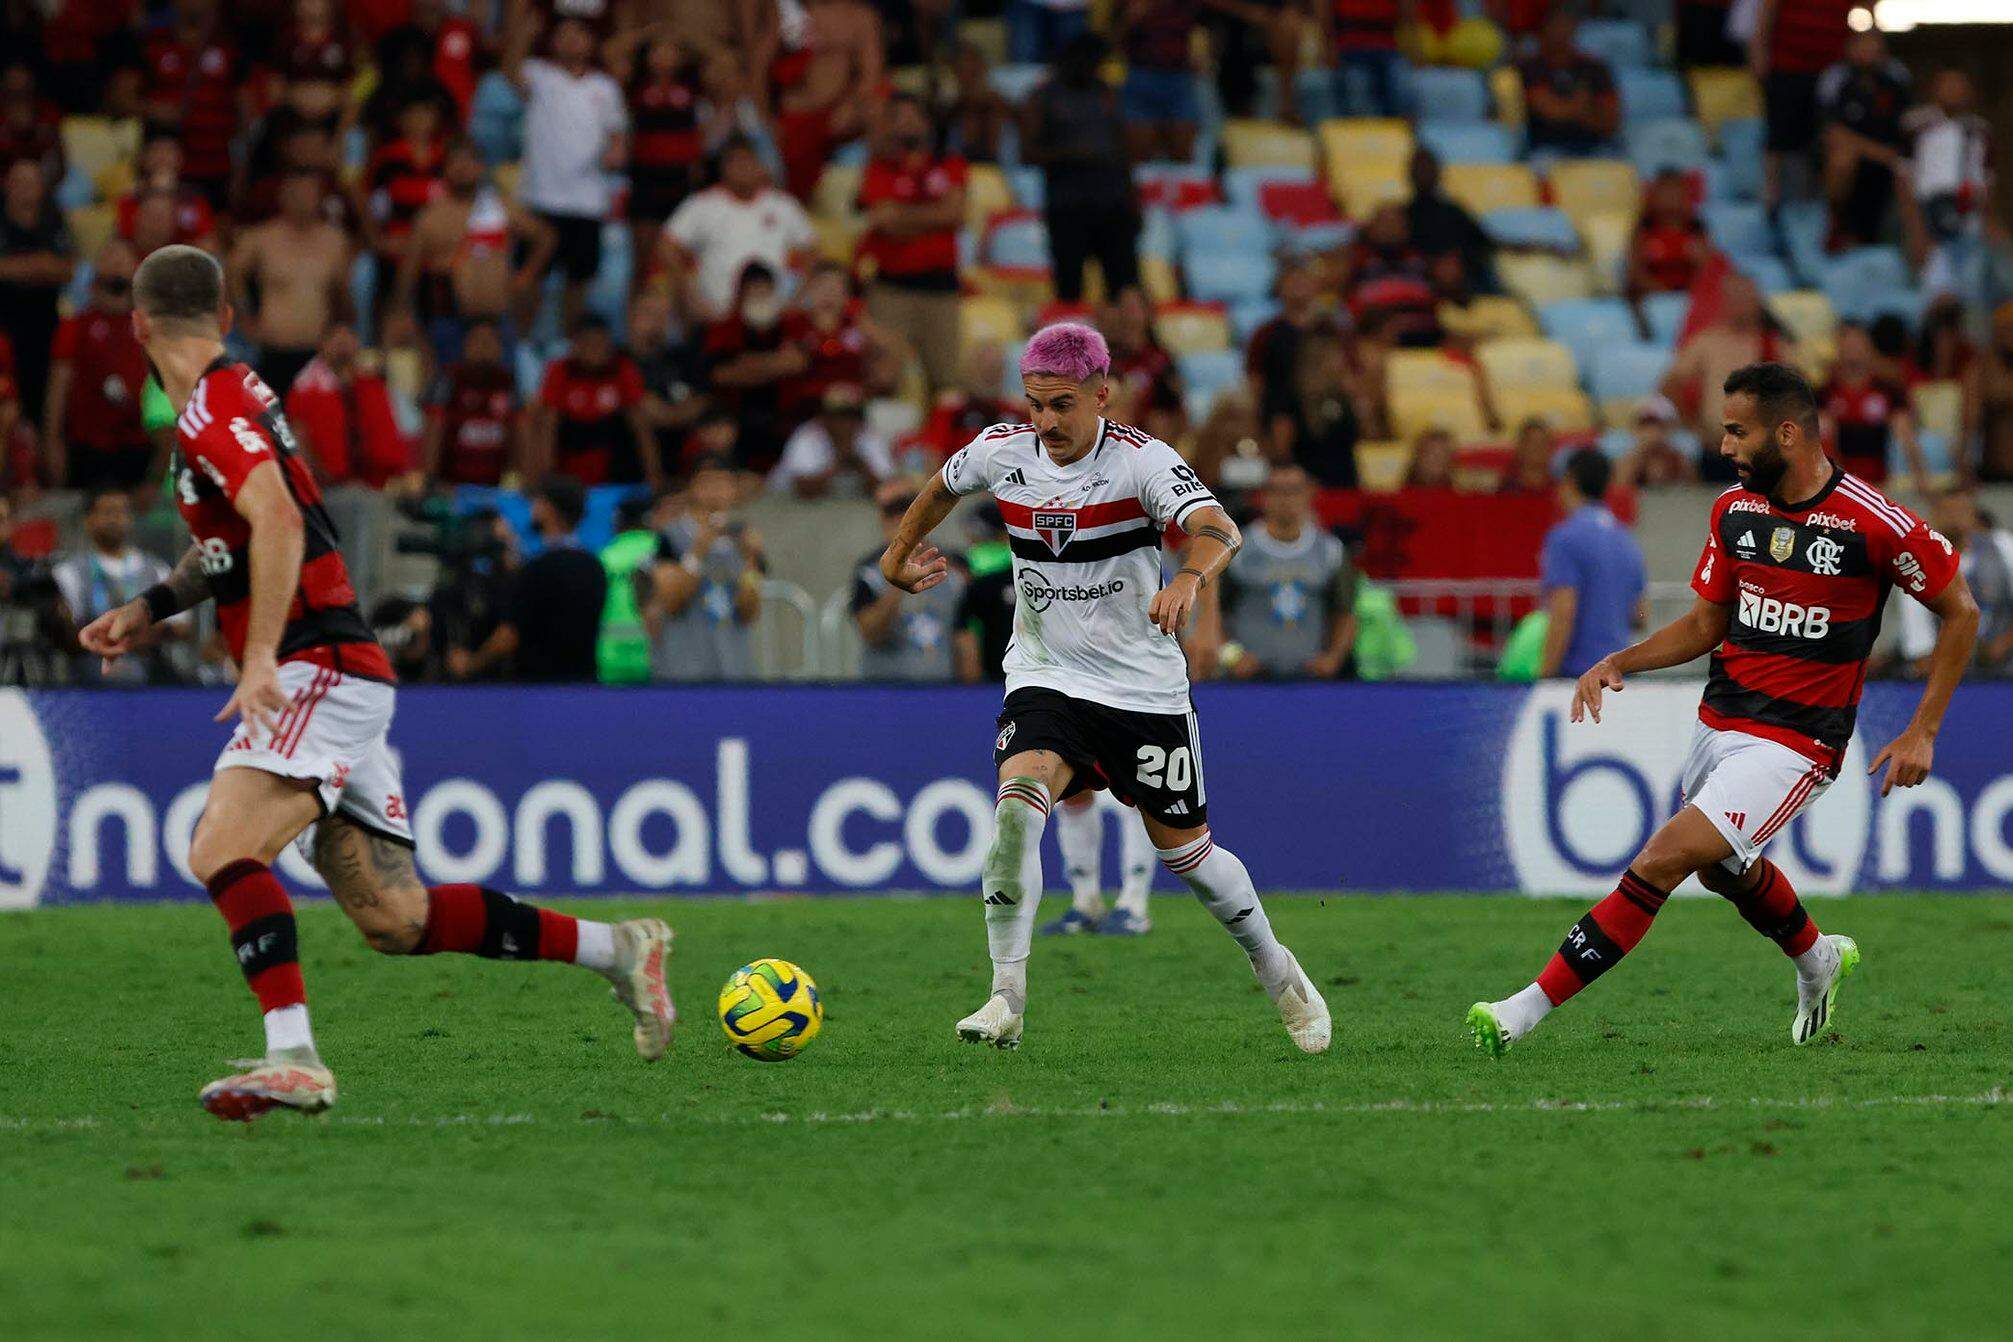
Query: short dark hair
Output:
[[1563, 446, 1611, 500], [1722, 361, 1819, 437], [133, 244, 225, 330], [536, 475, 587, 530]]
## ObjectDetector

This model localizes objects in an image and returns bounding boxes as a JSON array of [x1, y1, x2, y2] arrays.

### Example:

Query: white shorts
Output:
[[213, 659, 414, 846], [1681, 723, 1831, 875]]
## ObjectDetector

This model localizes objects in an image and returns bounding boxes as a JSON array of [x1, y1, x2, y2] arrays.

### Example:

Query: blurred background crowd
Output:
[[2, 0, 2012, 687]]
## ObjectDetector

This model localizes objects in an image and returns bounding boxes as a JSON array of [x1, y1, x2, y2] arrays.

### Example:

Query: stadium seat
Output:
[[987, 215, 1050, 270], [1639, 291, 1691, 347], [1329, 160, 1410, 215], [1388, 352, 1488, 440], [1178, 349, 1244, 418], [1913, 380, 1964, 439], [1539, 297, 1640, 375], [65, 204, 116, 262], [1006, 165, 1045, 212], [1625, 119, 1709, 176], [988, 63, 1048, 104], [812, 163, 863, 221], [469, 72, 525, 163], [1417, 122, 1518, 165], [1702, 202, 1777, 259], [1319, 118, 1414, 174], [1224, 165, 1315, 211], [1778, 199, 1831, 285], [1138, 208, 1177, 258], [1476, 337, 1580, 393], [1588, 342, 1672, 404], [1729, 254, 1795, 295], [1354, 440, 1411, 491], [1497, 253, 1595, 308], [1767, 290, 1839, 346], [1481, 206, 1580, 252], [1547, 159, 1641, 231], [1175, 205, 1274, 259], [1230, 298, 1280, 343], [1576, 18, 1651, 71], [1618, 69, 1687, 123], [60, 117, 141, 200], [964, 165, 1015, 230], [1441, 163, 1539, 216], [1578, 211, 1636, 293], [1821, 246, 1915, 322], [1689, 70, 1763, 140], [1704, 152, 1762, 205], [1489, 65, 1524, 129], [960, 295, 1024, 352], [1140, 254, 1182, 303], [814, 216, 860, 263], [1437, 295, 1539, 342], [1257, 181, 1345, 230], [1494, 385, 1596, 432], [1411, 67, 1492, 123], [1388, 348, 1478, 396], [1222, 119, 1318, 171], [1718, 116, 1766, 167], [1155, 303, 1232, 355], [1185, 253, 1276, 304]]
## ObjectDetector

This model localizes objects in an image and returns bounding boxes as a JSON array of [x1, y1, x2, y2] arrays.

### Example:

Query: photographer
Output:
[[450, 477, 606, 682], [403, 502, 521, 681], [0, 493, 72, 685], [648, 455, 764, 682]]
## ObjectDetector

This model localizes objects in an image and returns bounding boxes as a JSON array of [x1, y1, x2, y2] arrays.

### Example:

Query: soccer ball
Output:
[[717, 959, 823, 1061]]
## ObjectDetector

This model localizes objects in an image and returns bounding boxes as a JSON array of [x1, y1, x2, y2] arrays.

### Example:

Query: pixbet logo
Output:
[[0, 691, 57, 909]]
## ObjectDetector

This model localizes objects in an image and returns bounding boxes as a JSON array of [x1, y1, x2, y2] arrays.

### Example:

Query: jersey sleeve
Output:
[[1135, 437, 1218, 529], [1880, 505, 1961, 605], [183, 413, 273, 502], [940, 431, 1000, 497], [1691, 497, 1735, 604]]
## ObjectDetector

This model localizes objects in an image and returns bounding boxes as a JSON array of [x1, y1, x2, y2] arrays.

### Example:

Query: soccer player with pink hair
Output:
[[877, 322, 1331, 1052]]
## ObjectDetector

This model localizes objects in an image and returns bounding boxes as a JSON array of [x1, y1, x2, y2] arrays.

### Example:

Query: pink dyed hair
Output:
[[1020, 322, 1110, 383]]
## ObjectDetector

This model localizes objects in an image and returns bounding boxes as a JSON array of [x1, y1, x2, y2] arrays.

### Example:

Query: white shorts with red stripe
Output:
[[1681, 723, 1832, 874], [213, 659, 414, 845]]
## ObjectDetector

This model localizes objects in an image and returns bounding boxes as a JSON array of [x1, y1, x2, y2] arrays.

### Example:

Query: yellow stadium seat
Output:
[[1490, 66, 1524, 130], [1355, 440, 1411, 492], [1688, 68, 1763, 141], [967, 266, 1054, 311], [811, 163, 863, 221], [1140, 254, 1181, 303], [1476, 336, 1581, 393], [1494, 385, 1596, 433], [1600, 395, 1649, 428], [1154, 304, 1231, 356], [960, 294, 1024, 351], [94, 158, 137, 205], [1319, 118, 1414, 170], [1391, 391, 1490, 443], [65, 204, 116, 262], [1441, 163, 1539, 216], [1330, 160, 1410, 216], [1913, 380, 1964, 439], [1388, 353, 1488, 441], [493, 161, 522, 202], [963, 18, 1007, 66], [887, 65, 931, 97], [1223, 118, 1318, 171], [60, 116, 141, 202], [1438, 295, 1538, 342], [1547, 159, 1640, 230], [964, 164, 1015, 231], [1388, 349, 1478, 397], [813, 216, 859, 263], [1579, 210, 1636, 294], [1497, 253, 1595, 308], [1767, 290, 1839, 345]]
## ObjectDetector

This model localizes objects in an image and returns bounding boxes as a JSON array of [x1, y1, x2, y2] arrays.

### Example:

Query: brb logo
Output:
[[1501, 683, 1868, 895], [0, 690, 58, 909], [1738, 590, 1831, 640]]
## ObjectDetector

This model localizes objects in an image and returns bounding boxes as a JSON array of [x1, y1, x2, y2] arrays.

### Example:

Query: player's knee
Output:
[[344, 883, 429, 955], [187, 828, 260, 886]]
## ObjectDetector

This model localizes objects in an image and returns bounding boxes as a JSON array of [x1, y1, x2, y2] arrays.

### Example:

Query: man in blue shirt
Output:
[[1539, 448, 1646, 678]]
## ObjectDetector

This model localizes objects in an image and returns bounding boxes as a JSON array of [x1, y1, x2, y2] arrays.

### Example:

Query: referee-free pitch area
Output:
[[3, 895, 2009, 1339]]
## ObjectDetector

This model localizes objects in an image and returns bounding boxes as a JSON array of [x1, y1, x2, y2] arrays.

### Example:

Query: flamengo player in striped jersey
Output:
[[876, 322, 1330, 1052], [77, 247, 676, 1121], [1469, 363, 1979, 1057]]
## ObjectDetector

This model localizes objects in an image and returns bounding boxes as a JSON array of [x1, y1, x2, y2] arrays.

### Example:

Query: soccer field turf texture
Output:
[[3, 895, 2010, 1340]]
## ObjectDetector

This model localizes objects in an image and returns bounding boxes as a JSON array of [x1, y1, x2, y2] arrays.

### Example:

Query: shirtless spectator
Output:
[[43, 240, 155, 491], [534, 317, 661, 488], [662, 137, 815, 322], [423, 320, 524, 487], [285, 324, 415, 487], [397, 139, 558, 368], [230, 169, 356, 396], [771, 0, 884, 200], [116, 137, 219, 254]]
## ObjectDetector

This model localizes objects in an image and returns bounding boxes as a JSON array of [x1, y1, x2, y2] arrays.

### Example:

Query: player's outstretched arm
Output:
[[1571, 596, 1732, 724], [1870, 570, 1979, 797], [1151, 503, 1240, 636], [216, 461, 306, 737], [879, 473, 958, 593], [80, 541, 220, 671]]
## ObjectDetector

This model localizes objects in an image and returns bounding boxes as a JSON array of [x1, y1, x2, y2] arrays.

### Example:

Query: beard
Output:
[[1738, 441, 1790, 495]]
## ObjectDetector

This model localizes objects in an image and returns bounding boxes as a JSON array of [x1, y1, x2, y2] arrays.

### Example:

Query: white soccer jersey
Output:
[[942, 418, 1218, 714]]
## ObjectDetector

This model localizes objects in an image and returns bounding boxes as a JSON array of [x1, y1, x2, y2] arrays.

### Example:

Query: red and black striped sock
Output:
[[1535, 869, 1670, 1007], [1724, 859, 1821, 957], [415, 884, 581, 962], [207, 859, 308, 1014]]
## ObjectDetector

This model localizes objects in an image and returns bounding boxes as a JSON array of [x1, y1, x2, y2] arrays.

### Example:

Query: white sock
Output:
[[264, 1003, 316, 1058], [1495, 982, 1553, 1038], [1793, 935, 1837, 984], [1053, 797, 1105, 918], [1117, 808, 1154, 917], [985, 778, 1051, 1010], [574, 920, 617, 974], [1157, 833, 1290, 986]]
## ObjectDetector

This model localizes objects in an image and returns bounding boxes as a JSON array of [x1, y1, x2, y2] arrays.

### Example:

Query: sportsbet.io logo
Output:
[[0, 690, 58, 909], [1017, 569, 1125, 613]]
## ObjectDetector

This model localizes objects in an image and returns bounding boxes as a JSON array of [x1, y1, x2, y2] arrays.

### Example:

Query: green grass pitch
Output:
[[4, 894, 2011, 1339]]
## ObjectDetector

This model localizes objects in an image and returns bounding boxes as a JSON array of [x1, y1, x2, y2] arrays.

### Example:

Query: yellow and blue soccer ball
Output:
[[717, 959, 823, 1061]]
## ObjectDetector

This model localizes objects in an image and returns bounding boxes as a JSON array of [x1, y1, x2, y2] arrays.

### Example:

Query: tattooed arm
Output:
[[77, 543, 218, 669], [1150, 504, 1241, 636]]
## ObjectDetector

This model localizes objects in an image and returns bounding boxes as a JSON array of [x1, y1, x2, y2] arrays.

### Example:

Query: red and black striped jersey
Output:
[[173, 359, 394, 681], [1766, 0, 1852, 75], [366, 137, 447, 243], [1690, 465, 1956, 770]]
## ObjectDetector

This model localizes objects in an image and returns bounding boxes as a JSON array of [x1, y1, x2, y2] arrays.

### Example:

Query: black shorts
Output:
[[1765, 71, 1821, 154], [993, 687, 1208, 827], [541, 211, 605, 284], [627, 167, 696, 223]]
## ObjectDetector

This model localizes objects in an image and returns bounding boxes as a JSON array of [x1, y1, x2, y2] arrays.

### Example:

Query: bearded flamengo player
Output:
[[1469, 363, 1979, 1056], [77, 246, 676, 1120], [877, 322, 1330, 1052]]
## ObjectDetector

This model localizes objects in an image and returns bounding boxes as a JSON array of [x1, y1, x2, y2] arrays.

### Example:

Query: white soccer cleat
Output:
[[610, 918, 677, 1061], [955, 993, 1024, 1050], [1267, 951, 1331, 1054], [1793, 933, 1860, 1046], [199, 1056, 337, 1121]]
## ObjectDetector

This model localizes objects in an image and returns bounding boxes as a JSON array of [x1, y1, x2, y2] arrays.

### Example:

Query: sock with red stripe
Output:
[[207, 859, 318, 1059], [1532, 868, 1671, 1010], [415, 885, 617, 974], [1156, 832, 1291, 988], [983, 777, 1051, 1009], [1723, 859, 1824, 960]]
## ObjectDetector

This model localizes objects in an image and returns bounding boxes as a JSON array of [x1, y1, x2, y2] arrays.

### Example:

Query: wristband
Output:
[[141, 583, 181, 624], [1177, 565, 1208, 586]]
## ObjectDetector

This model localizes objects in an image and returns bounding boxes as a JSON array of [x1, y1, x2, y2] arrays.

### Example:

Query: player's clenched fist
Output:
[[1571, 655, 1626, 724], [1149, 573, 1200, 635], [79, 600, 153, 670]]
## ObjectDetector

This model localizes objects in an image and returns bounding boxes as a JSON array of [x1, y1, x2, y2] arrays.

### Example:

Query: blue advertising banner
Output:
[[3, 681, 2010, 907]]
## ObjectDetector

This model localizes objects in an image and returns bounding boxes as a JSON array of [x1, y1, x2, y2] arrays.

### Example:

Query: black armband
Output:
[[141, 583, 182, 624]]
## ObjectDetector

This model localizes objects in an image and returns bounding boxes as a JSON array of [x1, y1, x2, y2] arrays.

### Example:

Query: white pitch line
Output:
[[0, 1089, 2007, 1131]]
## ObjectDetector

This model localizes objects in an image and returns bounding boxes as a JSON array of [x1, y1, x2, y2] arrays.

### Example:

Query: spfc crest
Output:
[[1768, 526, 1797, 562], [1033, 509, 1076, 555]]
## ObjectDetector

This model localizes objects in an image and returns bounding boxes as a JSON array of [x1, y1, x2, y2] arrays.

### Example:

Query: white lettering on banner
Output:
[[164, 782, 209, 886], [414, 779, 510, 884], [715, 739, 767, 885], [808, 779, 904, 887], [0, 691, 56, 910], [514, 780, 606, 886], [1875, 779, 1965, 882], [903, 779, 994, 886], [607, 781, 709, 886], [66, 784, 156, 890], [1970, 777, 2013, 882]]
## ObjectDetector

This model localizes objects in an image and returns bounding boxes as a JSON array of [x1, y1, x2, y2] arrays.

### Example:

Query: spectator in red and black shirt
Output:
[[0, 61, 63, 181], [117, 136, 220, 253], [786, 260, 898, 425], [1822, 323, 1928, 490], [362, 98, 449, 270], [536, 317, 661, 488], [0, 160, 75, 429], [1752, 0, 1853, 206], [1323, 0, 1409, 118], [276, 0, 358, 123], [858, 93, 966, 395], [1114, 0, 1202, 163], [44, 239, 156, 491], [1102, 286, 1187, 445], [142, 0, 245, 205], [701, 263, 805, 472], [1817, 30, 1911, 250], [1346, 204, 1439, 346], [1628, 170, 1711, 300], [284, 324, 416, 487], [381, 0, 487, 126], [619, 30, 707, 296], [1519, 11, 1619, 156], [423, 319, 522, 486]]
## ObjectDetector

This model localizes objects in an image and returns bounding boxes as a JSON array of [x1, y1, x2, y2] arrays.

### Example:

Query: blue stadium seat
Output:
[[988, 216, 1050, 269], [1821, 246, 1916, 322], [1279, 222, 1352, 254], [1701, 202, 1777, 258], [1139, 208, 1177, 259], [1728, 254, 1795, 295], [1626, 119, 1709, 176], [1175, 205, 1274, 259], [578, 485, 647, 555], [1185, 253, 1276, 304], [1539, 297, 1640, 376], [1719, 117, 1765, 166], [1223, 165, 1316, 211], [1412, 67, 1491, 123], [1597, 427, 1635, 461], [1639, 291, 1691, 347], [1778, 199, 1831, 285], [1230, 298, 1280, 344], [1576, 18, 1652, 70], [1007, 166, 1045, 212], [469, 72, 524, 164], [988, 63, 1048, 104], [1481, 206, 1581, 252], [1618, 69, 1687, 122], [1417, 122, 1519, 165], [1703, 153, 1762, 204], [1588, 342, 1671, 404], [1179, 349, 1243, 419]]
